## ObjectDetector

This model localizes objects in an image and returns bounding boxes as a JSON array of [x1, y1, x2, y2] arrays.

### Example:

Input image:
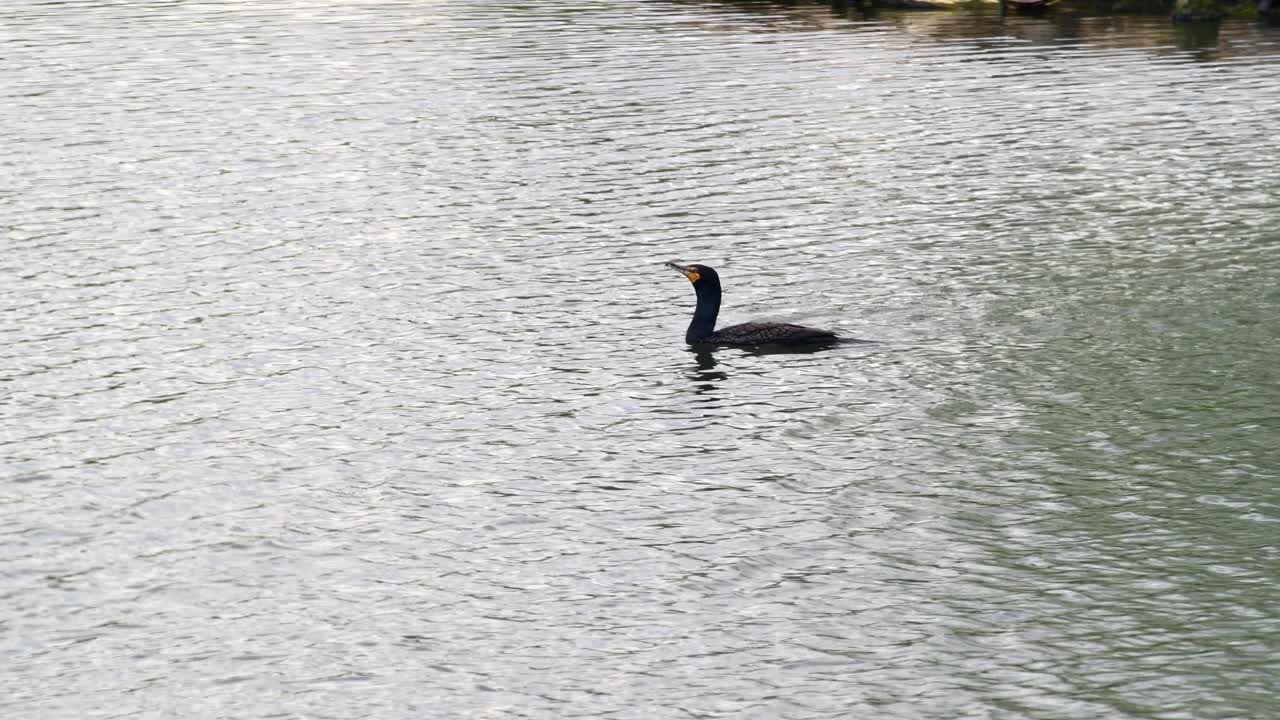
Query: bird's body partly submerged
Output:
[[665, 262, 839, 346]]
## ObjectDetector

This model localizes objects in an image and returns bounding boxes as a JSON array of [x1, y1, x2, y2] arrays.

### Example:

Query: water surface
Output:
[[3, 2, 1279, 718]]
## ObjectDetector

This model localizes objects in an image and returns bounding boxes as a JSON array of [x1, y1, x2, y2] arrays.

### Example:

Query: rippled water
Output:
[[4, 1, 1279, 717]]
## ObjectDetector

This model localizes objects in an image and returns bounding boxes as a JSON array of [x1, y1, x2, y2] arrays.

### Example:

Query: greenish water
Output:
[[2, 2, 1278, 718]]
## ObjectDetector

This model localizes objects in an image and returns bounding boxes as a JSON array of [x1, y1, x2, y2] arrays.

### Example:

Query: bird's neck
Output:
[[687, 280, 721, 343]]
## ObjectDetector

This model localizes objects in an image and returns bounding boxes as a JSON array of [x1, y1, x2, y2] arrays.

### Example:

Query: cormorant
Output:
[[665, 262, 840, 346]]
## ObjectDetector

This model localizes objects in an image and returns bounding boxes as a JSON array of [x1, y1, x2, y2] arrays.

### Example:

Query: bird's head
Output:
[[665, 262, 719, 286]]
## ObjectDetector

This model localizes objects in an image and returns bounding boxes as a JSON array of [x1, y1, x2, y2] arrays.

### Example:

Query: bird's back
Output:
[[708, 321, 837, 346]]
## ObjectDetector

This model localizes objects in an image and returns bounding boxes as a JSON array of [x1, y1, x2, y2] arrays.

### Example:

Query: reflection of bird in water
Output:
[[689, 348, 726, 396], [666, 262, 840, 346]]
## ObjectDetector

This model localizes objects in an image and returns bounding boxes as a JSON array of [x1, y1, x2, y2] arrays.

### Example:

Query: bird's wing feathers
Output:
[[711, 321, 837, 345]]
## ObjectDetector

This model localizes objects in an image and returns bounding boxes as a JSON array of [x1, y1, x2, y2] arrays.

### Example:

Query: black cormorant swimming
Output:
[[665, 261, 840, 346]]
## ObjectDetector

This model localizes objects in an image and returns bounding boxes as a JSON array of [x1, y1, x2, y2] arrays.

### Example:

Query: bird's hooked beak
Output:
[[665, 261, 700, 284]]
